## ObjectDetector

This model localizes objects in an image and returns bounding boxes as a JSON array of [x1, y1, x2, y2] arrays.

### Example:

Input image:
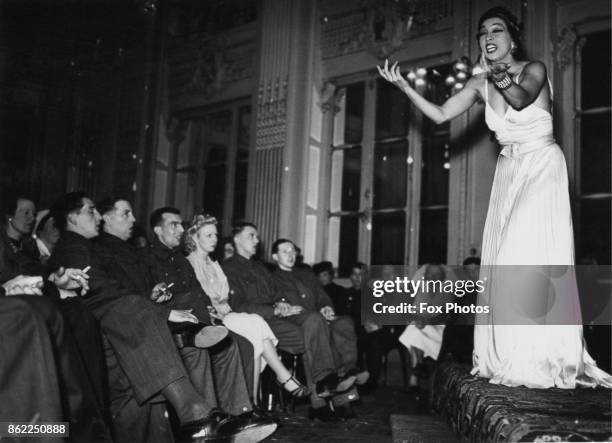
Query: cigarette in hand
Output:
[[160, 283, 174, 295], [82, 266, 91, 273]]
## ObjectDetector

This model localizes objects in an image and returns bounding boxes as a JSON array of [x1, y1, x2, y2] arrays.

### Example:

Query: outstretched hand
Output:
[[377, 59, 410, 91]]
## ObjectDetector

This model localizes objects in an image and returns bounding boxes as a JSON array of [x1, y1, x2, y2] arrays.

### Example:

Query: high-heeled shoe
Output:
[[277, 375, 310, 397]]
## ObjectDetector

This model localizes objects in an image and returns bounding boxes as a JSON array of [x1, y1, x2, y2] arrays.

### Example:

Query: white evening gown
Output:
[[471, 75, 612, 388]]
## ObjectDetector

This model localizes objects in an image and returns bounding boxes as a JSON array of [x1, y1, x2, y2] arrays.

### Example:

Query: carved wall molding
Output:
[[183, 36, 230, 97], [574, 36, 587, 66], [556, 25, 577, 71], [318, 80, 338, 113], [252, 0, 292, 152], [168, 37, 255, 106], [320, 0, 453, 60], [255, 75, 288, 151], [165, 116, 189, 145]]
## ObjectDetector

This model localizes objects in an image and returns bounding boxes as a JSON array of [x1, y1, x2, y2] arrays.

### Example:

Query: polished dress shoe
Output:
[[315, 373, 357, 398], [218, 410, 277, 443], [308, 404, 339, 422], [246, 407, 277, 423], [178, 408, 231, 442], [344, 368, 370, 385], [171, 322, 229, 349]]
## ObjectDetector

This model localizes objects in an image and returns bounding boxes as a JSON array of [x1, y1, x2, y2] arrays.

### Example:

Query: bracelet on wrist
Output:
[[494, 74, 513, 90]]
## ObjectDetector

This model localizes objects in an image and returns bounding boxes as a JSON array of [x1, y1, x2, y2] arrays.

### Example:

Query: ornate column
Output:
[[247, 0, 318, 253]]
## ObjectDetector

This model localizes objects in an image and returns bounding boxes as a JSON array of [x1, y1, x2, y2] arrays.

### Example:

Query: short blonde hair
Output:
[[184, 214, 218, 253]]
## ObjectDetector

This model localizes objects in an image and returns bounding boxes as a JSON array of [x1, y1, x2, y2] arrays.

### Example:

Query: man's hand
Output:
[[2, 275, 44, 296], [320, 305, 336, 322], [168, 309, 198, 324], [286, 305, 303, 316], [59, 289, 79, 299], [274, 301, 303, 317], [49, 267, 90, 294], [363, 320, 381, 333], [273, 301, 291, 317], [151, 283, 173, 303]]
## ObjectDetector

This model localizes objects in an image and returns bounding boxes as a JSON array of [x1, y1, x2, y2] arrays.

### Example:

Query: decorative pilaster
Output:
[[248, 0, 291, 253], [248, 0, 318, 254]]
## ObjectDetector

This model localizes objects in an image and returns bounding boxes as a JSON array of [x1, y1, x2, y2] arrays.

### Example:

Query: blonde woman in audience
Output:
[[185, 214, 310, 402]]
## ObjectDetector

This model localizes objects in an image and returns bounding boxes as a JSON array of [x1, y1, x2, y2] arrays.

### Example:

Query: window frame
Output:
[[325, 63, 452, 272]]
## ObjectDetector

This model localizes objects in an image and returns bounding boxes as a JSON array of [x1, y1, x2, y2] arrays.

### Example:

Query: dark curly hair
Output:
[[477, 7, 526, 61], [50, 192, 88, 232]]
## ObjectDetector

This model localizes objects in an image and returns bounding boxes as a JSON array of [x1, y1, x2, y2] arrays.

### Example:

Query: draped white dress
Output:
[[471, 73, 612, 388], [187, 253, 278, 372]]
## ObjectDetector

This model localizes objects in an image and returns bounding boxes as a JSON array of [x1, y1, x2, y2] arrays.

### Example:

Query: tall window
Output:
[[199, 102, 251, 234], [417, 68, 451, 265], [574, 29, 611, 264], [328, 64, 452, 275]]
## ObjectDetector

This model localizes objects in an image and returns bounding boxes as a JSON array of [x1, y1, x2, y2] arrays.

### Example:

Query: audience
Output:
[[221, 223, 358, 422], [1, 236, 113, 443], [33, 209, 60, 262], [313, 260, 346, 302], [331, 262, 364, 324], [184, 215, 310, 402], [94, 199, 277, 441], [3, 186, 604, 441], [142, 206, 277, 432], [49, 193, 275, 442], [270, 239, 369, 418], [398, 264, 450, 390], [2, 196, 44, 276], [217, 236, 235, 261], [2, 196, 111, 435]]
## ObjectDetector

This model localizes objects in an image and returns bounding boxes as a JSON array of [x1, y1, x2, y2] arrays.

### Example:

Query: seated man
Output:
[[313, 261, 345, 302], [340, 263, 410, 392], [50, 192, 274, 443], [399, 264, 454, 390], [1, 247, 112, 442], [271, 239, 369, 416], [221, 223, 357, 422]]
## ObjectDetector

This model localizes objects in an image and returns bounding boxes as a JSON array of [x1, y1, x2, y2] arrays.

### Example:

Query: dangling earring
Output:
[[510, 42, 516, 53]]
